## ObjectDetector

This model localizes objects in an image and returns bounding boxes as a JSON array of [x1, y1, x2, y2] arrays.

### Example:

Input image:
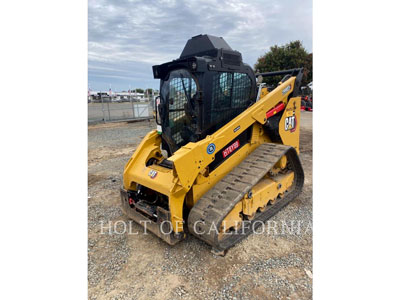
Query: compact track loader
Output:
[[121, 34, 304, 255]]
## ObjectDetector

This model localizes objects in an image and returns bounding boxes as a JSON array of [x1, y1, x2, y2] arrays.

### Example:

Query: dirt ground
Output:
[[88, 112, 313, 300]]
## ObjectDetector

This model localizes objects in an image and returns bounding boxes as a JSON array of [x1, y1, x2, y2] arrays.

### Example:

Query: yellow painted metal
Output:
[[242, 172, 294, 217], [279, 97, 301, 153], [269, 155, 288, 175], [122, 130, 174, 195], [260, 87, 269, 98], [122, 76, 300, 234], [277, 155, 288, 169], [219, 201, 243, 234]]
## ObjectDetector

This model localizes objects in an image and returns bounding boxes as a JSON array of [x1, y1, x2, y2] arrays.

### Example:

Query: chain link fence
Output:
[[88, 95, 155, 124]]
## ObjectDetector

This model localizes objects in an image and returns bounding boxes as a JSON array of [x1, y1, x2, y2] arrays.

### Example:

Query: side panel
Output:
[[190, 124, 270, 205], [279, 97, 301, 153]]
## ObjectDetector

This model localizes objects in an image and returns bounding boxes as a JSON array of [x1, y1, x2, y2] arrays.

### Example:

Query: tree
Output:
[[254, 41, 312, 87], [135, 88, 144, 93], [145, 88, 153, 95]]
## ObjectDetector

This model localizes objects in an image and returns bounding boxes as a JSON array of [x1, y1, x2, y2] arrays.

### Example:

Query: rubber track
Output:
[[187, 143, 304, 252]]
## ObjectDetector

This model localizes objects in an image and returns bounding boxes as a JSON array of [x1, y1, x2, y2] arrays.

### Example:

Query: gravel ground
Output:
[[88, 112, 313, 300]]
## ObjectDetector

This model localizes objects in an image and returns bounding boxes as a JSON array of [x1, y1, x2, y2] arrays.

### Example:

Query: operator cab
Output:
[[153, 34, 257, 155]]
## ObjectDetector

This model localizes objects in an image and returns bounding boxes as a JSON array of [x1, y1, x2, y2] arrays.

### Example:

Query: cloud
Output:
[[88, 0, 312, 91]]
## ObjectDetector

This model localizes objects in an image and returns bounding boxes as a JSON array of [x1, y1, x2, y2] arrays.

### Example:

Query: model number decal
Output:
[[222, 140, 240, 158], [233, 125, 240, 133], [284, 115, 297, 132]]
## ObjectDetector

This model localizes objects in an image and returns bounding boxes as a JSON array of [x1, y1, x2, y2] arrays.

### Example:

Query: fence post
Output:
[[131, 96, 135, 118], [134, 89, 137, 118], [107, 99, 111, 121], [101, 94, 106, 122]]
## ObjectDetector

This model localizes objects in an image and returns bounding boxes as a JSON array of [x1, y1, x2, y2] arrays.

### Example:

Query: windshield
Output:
[[160, 69, 198, 150]]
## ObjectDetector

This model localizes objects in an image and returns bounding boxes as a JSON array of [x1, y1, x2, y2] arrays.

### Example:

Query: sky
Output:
[[88, 0, 312, 92]]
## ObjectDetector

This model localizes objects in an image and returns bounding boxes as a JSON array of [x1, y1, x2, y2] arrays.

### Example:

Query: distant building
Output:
[[88, 90, 158, 103]]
